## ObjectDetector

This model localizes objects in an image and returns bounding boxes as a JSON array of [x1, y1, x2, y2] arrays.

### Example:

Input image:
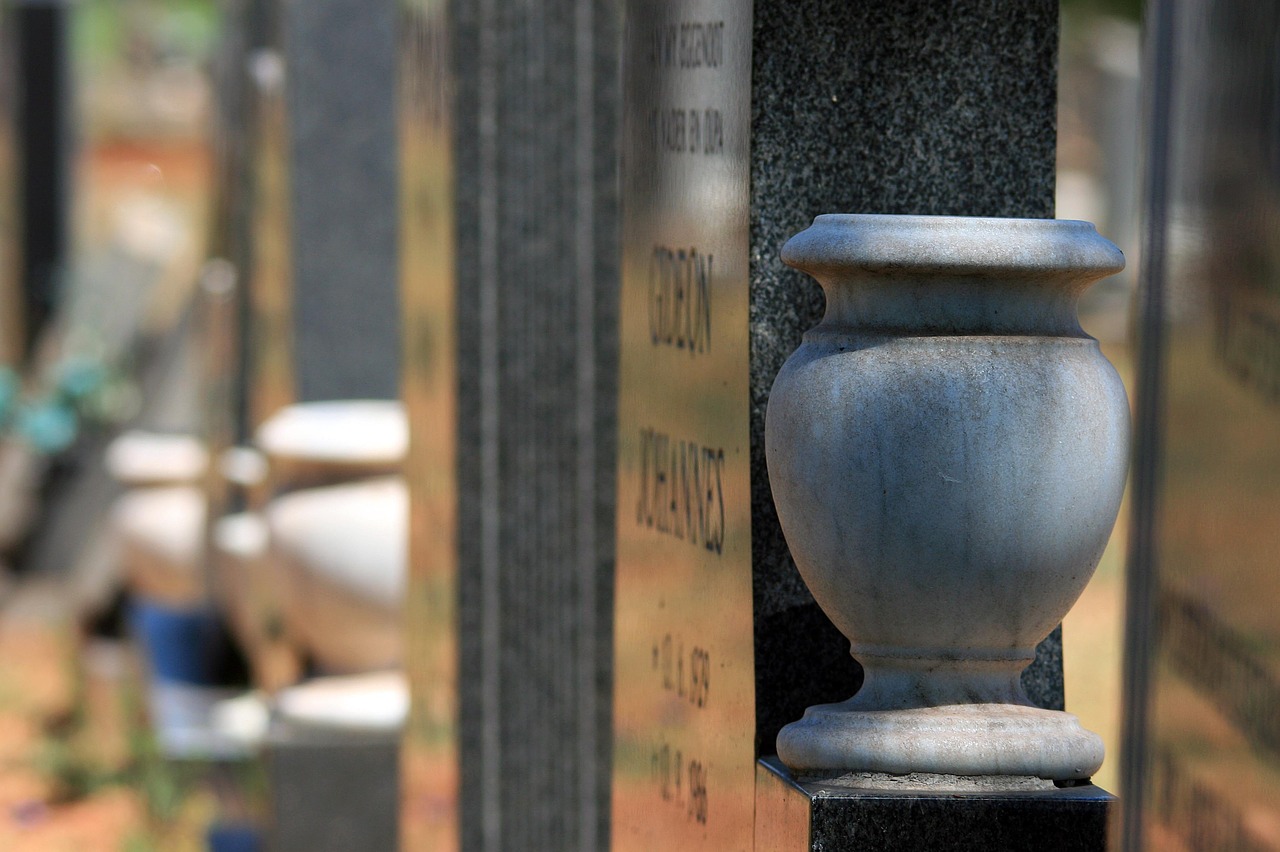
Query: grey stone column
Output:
[[450, 0, 619, 849], [281, 0, 400, 402]]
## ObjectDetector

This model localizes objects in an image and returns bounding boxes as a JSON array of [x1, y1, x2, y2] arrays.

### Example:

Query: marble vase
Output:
[[766, 214, 1128, 784]]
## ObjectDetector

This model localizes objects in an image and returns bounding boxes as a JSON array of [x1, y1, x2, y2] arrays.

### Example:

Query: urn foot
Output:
[[776, 701, 1104, 784]]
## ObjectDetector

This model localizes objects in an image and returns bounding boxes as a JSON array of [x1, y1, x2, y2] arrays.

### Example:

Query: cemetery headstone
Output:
[[248, 0, 399, 418], [266, 723, 400, 852], [1121, 1, 1280, 848], [611, 1, 1101, 848]]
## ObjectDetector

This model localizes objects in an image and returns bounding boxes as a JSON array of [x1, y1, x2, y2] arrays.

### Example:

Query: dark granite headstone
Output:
[[266, 722, 400, 852], [397, 0, 620, 848], [1121, 1, 1280, 849], [265, 0, 400, 404], [0, 0, 20, 363], [14, 0, 71, 359], [246, 3, 405, 843], [612, 1, 1070, 848]]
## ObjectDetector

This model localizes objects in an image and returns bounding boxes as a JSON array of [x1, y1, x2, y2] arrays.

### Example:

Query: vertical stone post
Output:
[[398, 0, 620, 848], [0, 0, 21, 364], [14, 0, 72, 359], [281, 0, 400, 403]]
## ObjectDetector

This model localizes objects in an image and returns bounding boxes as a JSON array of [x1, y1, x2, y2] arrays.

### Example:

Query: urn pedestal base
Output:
[[777, 701, 1104, 783], [777, 656, 1104, 782], [755, 757, 1113, 852]]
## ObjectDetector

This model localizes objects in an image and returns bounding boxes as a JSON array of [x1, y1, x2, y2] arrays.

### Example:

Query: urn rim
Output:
[[782, 213, 1124, 282]]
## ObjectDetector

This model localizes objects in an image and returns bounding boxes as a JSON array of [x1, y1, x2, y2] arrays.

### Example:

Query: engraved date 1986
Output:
[[652, 739, 709, 825]]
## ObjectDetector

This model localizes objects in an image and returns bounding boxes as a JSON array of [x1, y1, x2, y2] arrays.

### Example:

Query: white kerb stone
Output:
[[105, 431, 208, 486], [266, 477, 407, 611], [255, 400, 407, 466], [275, 671, 408, 734]]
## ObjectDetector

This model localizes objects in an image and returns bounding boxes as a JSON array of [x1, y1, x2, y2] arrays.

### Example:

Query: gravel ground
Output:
[[0, 579, 208, 851]]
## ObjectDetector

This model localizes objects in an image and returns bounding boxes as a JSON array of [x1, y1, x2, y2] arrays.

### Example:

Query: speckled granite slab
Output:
[[756, 757, 1111, 852]]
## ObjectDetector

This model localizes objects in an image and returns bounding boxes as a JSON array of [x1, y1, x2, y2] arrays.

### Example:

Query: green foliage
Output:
[[73, 0, 221, 70]]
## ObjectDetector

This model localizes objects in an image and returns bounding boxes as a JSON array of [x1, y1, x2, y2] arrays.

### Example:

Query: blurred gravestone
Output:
[[397, 0, 620, 848], [253, 0, 404, 846], [1121, 1, 1280, 849], [282, 0, 399, 403]]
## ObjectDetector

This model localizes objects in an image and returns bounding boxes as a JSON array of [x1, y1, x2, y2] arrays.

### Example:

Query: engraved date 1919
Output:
[[652, 633, 711, 708]]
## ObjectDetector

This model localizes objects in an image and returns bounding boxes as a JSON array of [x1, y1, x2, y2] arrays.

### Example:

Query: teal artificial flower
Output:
[[0, 367, 18, 426], [55, 358, 108, 405], [15, 399, 78, 455]]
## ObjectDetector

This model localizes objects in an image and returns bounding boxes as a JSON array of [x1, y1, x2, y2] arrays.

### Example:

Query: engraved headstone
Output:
[[1121, 1, 1280, 848], [612, 1, 1085, 848]]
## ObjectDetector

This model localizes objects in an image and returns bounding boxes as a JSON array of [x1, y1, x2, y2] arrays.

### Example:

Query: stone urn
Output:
[[766, 214, 1128, 784]]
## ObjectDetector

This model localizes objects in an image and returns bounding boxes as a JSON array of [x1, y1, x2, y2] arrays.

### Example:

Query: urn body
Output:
[[766, 214, 1128, 781]]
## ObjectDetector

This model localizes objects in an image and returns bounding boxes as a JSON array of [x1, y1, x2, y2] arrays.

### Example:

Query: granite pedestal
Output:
[[265, 722, 400, 852], [755, 758, 1112, 852], [266, 674, 404, 851]]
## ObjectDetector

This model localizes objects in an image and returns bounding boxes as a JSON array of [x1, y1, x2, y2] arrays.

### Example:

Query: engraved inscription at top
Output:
[[649, 21, 725, 69]]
